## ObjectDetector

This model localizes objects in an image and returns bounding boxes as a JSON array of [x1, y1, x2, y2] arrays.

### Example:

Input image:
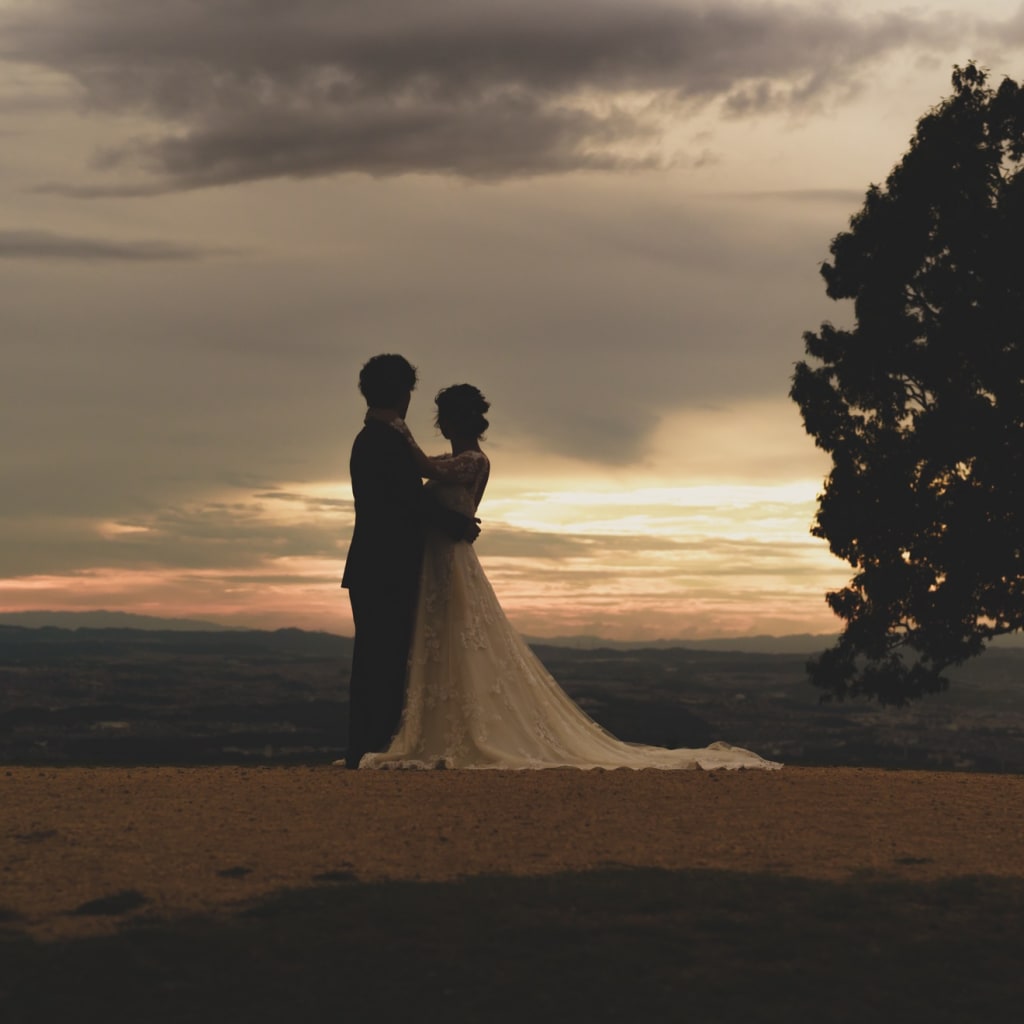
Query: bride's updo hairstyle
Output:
[[435, 383, 490, 439]]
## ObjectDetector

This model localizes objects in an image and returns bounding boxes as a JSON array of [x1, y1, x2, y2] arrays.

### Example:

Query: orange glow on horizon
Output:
[[0, 469, 849, 640], [0, 401, 849, 640]]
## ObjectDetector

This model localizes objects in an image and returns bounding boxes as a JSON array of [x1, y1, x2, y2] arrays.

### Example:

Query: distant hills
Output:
[[3, 610, 1022, 655], [525, 633, 839, 655], [527, 631, 1024, 653], [0, 610, 836, 653], [0, 610, 250, 633]]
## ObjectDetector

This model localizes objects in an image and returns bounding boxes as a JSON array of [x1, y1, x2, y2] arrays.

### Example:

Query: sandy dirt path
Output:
[[3, 765, 1024, 940]]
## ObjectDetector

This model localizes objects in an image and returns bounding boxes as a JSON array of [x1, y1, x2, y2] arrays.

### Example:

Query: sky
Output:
[[2, 0, 1023, 640]]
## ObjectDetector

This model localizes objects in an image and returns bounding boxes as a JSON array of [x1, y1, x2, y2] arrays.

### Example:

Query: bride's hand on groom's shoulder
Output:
[[365, 408, 408, 432], [384, 416, 414, 441]]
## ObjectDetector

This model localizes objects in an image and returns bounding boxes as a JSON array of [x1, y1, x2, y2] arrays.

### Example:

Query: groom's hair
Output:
[[358, 354, 418, 407]]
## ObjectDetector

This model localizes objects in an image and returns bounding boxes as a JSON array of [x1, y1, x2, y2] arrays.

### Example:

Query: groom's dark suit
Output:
[[342, 416, 473, 768]]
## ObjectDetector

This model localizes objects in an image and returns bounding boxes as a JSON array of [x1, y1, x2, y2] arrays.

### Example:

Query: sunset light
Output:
[[2, 0, 1018, 642]]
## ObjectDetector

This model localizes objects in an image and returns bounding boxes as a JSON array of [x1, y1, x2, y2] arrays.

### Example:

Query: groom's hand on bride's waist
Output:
[[437, 509, 481, 543]]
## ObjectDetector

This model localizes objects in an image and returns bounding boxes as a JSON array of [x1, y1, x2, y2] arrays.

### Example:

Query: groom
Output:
[[341, 354, 480, 768]]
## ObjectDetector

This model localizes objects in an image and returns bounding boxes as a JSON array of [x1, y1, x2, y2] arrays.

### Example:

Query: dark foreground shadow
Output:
[[2, 868, 1023, 1023]]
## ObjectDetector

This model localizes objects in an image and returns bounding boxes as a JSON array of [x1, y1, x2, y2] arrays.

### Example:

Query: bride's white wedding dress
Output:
[[362, 446, 780, 771]]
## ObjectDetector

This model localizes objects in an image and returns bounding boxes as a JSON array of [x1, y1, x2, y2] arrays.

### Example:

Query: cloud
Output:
[[0, 229, 227, 261], [0, 498, 348, 577], [254, 492, 354, 513], [0, 473, 825, 582], [0, 178, 846, 517], [478, 524, 685, 560], [724, 188, 866, 205], [0, 0, 972, 192]]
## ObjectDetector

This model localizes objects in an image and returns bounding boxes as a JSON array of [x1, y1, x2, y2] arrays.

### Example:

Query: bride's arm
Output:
[[381, 417, 481, 542], [386, 418, 435, 478], [388, 419, 481, 484]]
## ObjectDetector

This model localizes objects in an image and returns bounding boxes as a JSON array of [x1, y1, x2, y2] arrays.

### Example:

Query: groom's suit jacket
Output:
[[342, 417, 470, 594], [343, 418, 425, 594]]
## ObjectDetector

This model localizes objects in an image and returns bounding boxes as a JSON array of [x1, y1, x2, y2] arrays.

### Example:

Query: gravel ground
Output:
[[4, 764, 1024, 941]]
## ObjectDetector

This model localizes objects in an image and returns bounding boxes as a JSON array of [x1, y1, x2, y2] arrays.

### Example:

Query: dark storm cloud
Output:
[[1, 0, 965, 192], [0, 229, 224, 261]]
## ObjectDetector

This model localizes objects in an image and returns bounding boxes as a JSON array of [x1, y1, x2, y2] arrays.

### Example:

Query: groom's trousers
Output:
[[345, 582, 418, 768]]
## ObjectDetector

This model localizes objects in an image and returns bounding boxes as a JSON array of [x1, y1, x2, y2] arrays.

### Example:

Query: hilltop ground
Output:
[[2, 766, 1023, 1022]]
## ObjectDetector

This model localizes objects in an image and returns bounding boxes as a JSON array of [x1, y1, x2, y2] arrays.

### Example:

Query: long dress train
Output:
[[362, 449, 780, 771]]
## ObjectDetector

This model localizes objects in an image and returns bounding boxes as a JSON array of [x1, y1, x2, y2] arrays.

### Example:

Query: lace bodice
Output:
[[387, 417, 489, 515], [425, 451, 489, 516]]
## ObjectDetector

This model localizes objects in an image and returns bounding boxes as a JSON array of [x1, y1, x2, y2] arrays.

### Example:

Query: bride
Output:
[[361, 384, 780, 771]]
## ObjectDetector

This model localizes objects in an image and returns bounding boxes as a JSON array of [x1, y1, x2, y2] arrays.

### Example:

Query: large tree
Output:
[[791, 64, 1024, 705]]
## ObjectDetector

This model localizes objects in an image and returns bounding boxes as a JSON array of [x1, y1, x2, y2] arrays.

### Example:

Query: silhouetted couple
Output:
[[341, 354, 779, 771]]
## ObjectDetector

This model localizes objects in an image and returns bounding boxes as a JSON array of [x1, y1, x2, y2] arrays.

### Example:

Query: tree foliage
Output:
[[791, 63, 1024, 704]]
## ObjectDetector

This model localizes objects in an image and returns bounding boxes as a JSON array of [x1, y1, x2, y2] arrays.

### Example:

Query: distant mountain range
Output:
[[0, 609, 835, 652], [524, 633, 840, 654], [0, 610, 251, 633], [527, 632, 1024, 652], [3, 610, 1022, 654]]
